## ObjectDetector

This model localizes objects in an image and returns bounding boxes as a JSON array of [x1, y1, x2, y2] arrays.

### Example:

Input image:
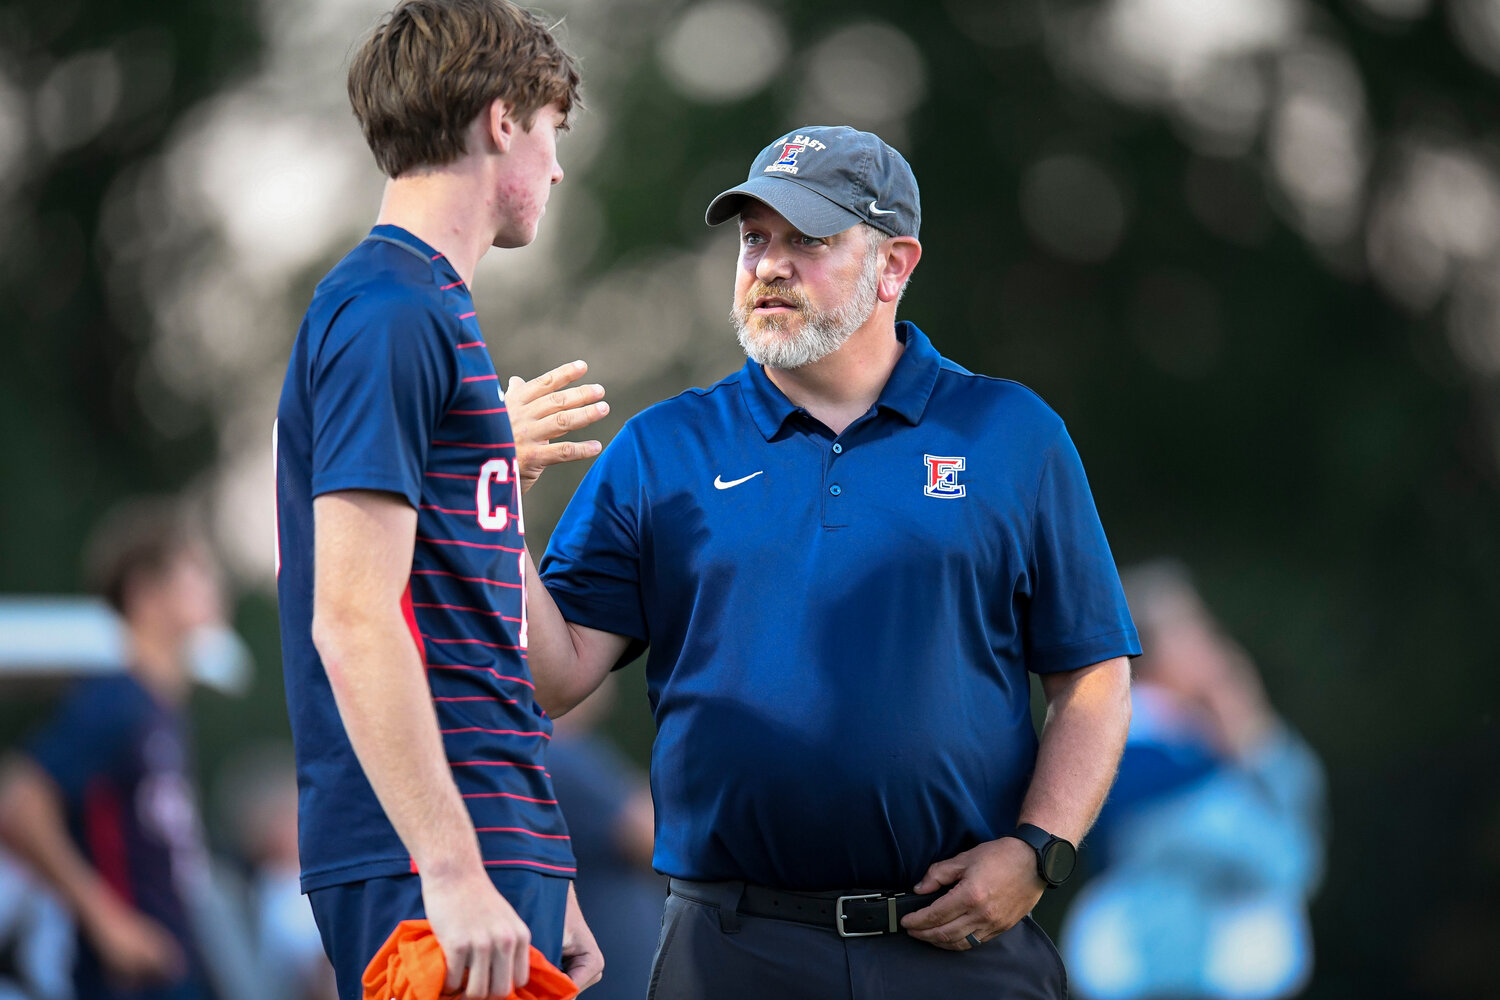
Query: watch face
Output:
[[1042, 840, 1077, 885]]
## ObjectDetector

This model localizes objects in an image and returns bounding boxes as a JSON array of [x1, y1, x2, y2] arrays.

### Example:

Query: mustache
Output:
[[739, 282, 809, 312]]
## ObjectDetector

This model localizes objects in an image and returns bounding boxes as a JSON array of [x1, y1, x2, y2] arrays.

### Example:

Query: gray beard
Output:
[[731, 258, 880, 370]]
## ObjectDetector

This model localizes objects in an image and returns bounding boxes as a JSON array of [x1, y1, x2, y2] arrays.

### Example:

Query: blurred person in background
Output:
[[0, 498, 222, 1000], [545, 675, 662, 1000], [1061, 559, 1327, 1000], [214, 744, 336, 1000]]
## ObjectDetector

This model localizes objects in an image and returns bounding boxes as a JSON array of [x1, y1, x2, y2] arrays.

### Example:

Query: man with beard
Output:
[[524, 125, 1138, 999]]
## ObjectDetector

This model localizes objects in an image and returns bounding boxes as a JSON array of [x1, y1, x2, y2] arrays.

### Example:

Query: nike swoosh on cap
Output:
[[868, 200, 896, 216], [714, 471, 765, 490]]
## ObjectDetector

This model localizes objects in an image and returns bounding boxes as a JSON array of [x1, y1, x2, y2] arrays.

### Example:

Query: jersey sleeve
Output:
[[309, 293, 457, 507], [1024, 425, 1141, 672], [539, 422, 649, 666], [25, 680, 139, 803]]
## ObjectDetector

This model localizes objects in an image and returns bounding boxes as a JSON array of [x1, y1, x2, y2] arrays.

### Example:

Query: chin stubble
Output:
[[731, 248, 882, 370]]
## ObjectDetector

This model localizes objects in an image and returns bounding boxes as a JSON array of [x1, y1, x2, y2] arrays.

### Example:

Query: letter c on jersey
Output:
[[477, 458, 511, 530]]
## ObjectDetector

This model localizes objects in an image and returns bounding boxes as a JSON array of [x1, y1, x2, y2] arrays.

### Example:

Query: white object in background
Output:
[[0, 596, 252, 694]]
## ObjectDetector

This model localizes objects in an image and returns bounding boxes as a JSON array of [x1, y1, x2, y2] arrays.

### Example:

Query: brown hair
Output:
[[348, 0, 581, 178], [83, 498, 202, 615]]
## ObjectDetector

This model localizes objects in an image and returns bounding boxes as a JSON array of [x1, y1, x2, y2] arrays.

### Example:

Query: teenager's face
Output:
[[491, 101, 566, 249]]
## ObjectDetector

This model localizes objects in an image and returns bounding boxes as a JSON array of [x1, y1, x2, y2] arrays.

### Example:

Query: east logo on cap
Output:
[[705, 125, 922, 239]]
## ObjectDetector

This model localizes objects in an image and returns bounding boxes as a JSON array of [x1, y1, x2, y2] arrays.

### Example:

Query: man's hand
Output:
[[561, 882, 604, 990], [83, 894, 183, 987], [899, 837, 1044, 951], [506, 361, 609, 494], [422, 868, 532, 1000]]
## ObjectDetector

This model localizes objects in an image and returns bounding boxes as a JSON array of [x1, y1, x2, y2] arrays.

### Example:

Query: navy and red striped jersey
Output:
[[275, 224, 574, 892]]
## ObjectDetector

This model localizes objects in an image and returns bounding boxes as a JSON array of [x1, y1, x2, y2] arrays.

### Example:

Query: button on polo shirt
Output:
[[541, 321, 1139, 890]]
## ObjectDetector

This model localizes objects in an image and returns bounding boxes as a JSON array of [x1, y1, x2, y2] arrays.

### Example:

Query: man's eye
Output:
[[742, 233, 765, 245], [799, 236, 825, 246]]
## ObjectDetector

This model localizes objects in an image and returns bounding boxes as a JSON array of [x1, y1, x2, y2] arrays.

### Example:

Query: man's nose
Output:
[[755, 245, 793, 283]]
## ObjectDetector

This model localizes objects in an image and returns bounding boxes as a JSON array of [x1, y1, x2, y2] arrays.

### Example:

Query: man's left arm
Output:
[[901, 656, 1131, 950]]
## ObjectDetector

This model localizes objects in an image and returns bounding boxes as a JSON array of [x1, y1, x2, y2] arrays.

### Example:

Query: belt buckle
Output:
[[835, 892, 885, 938]]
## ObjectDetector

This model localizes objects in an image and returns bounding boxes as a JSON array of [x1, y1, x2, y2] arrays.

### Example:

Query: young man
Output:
[[526, 126, 1139, 998], [274, 3, 605, 997], [0, 499, 222, 1000]]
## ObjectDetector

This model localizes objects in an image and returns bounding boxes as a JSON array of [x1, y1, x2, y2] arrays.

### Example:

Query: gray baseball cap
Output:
[[705, 125, 921, 239]]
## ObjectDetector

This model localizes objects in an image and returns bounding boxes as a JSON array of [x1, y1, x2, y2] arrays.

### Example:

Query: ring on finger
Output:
[[965, 932, 982, 948]]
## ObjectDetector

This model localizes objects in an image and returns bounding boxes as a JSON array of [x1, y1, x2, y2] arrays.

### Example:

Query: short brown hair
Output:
[[348, 0, 581, 178], [83, 498, 202, 615]]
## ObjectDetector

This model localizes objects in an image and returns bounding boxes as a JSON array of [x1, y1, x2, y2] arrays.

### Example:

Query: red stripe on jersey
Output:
[[450, 761, 547, 769], [449, 407, 506, 415], [484, 860, 578, 874], [83, 780, 133, 904], [462, 374, 498, 383], [419, 505, 478, 515], [431, 252, 444, 260], [431, 441, 514, 449], [435, 696, 519, 704], [427, 663, 533, 686], [412, 602, 522, 623], [423, 472, 480, 481], [423, 636, 524, 652], [463, 792, 558, 805], [442, 727, 550, 739], [474, 827, 572, 840], [456, 341, 486, 349], [416, 536, 524, 554], [441, 281, 463, 290], [412, 569, 521, 589], [400, 584, 426, 664]]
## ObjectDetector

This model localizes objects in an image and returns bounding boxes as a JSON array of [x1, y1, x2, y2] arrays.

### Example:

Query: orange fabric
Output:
[[362, 919, 579, 1000]]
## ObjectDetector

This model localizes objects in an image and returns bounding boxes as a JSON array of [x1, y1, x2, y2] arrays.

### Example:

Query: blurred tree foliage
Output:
[[0, 0, 261, 585], [3, 0, 1498, 996]]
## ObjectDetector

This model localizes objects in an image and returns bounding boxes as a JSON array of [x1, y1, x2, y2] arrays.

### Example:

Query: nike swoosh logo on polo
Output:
[[714, 471, 765, 490], [868, 200, 896, 216]]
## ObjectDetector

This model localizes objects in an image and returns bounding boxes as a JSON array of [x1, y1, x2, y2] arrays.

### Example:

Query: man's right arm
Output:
[[523, 550, 630, 717], [311, 489, 530, 1000]]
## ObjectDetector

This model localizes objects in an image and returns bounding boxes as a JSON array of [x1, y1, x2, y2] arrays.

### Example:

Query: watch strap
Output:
[[1006, 823, 1075, 887]]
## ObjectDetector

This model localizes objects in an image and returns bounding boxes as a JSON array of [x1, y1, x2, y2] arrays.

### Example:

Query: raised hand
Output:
[[506, 361, 610, 494]]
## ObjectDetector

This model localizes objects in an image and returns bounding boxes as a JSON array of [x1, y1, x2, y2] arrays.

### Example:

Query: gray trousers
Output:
[[648, 880, 1068, 1000]]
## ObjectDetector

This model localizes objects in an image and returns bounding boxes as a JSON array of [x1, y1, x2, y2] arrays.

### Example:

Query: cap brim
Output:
[[705, 176, 864, 238]]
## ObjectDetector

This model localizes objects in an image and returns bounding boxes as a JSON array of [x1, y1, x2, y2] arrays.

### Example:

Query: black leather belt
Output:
[[671, 878, 945, 938]]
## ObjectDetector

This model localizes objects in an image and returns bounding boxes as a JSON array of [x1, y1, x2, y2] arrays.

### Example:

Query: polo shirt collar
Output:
[[738, 320, 942, 440]]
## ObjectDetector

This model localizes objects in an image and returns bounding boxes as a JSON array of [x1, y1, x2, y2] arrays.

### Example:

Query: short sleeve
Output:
[[25, 680, 139, 803], [539, 423, 649, 665], [310, 296, 456, 506], [1025, 426, 1141, 672]]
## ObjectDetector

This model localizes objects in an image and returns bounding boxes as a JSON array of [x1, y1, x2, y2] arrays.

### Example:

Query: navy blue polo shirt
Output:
[[276, 225, 575, 893], [540, 322, 1138, 890]]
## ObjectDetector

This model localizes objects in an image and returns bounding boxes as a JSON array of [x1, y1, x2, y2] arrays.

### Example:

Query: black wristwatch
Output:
[[1006, 823, 1077, 888]]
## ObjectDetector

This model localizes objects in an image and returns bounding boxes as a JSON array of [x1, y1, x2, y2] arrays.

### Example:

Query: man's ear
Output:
[[878, 237, 922, 303], [485, 99, 517, 154]]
